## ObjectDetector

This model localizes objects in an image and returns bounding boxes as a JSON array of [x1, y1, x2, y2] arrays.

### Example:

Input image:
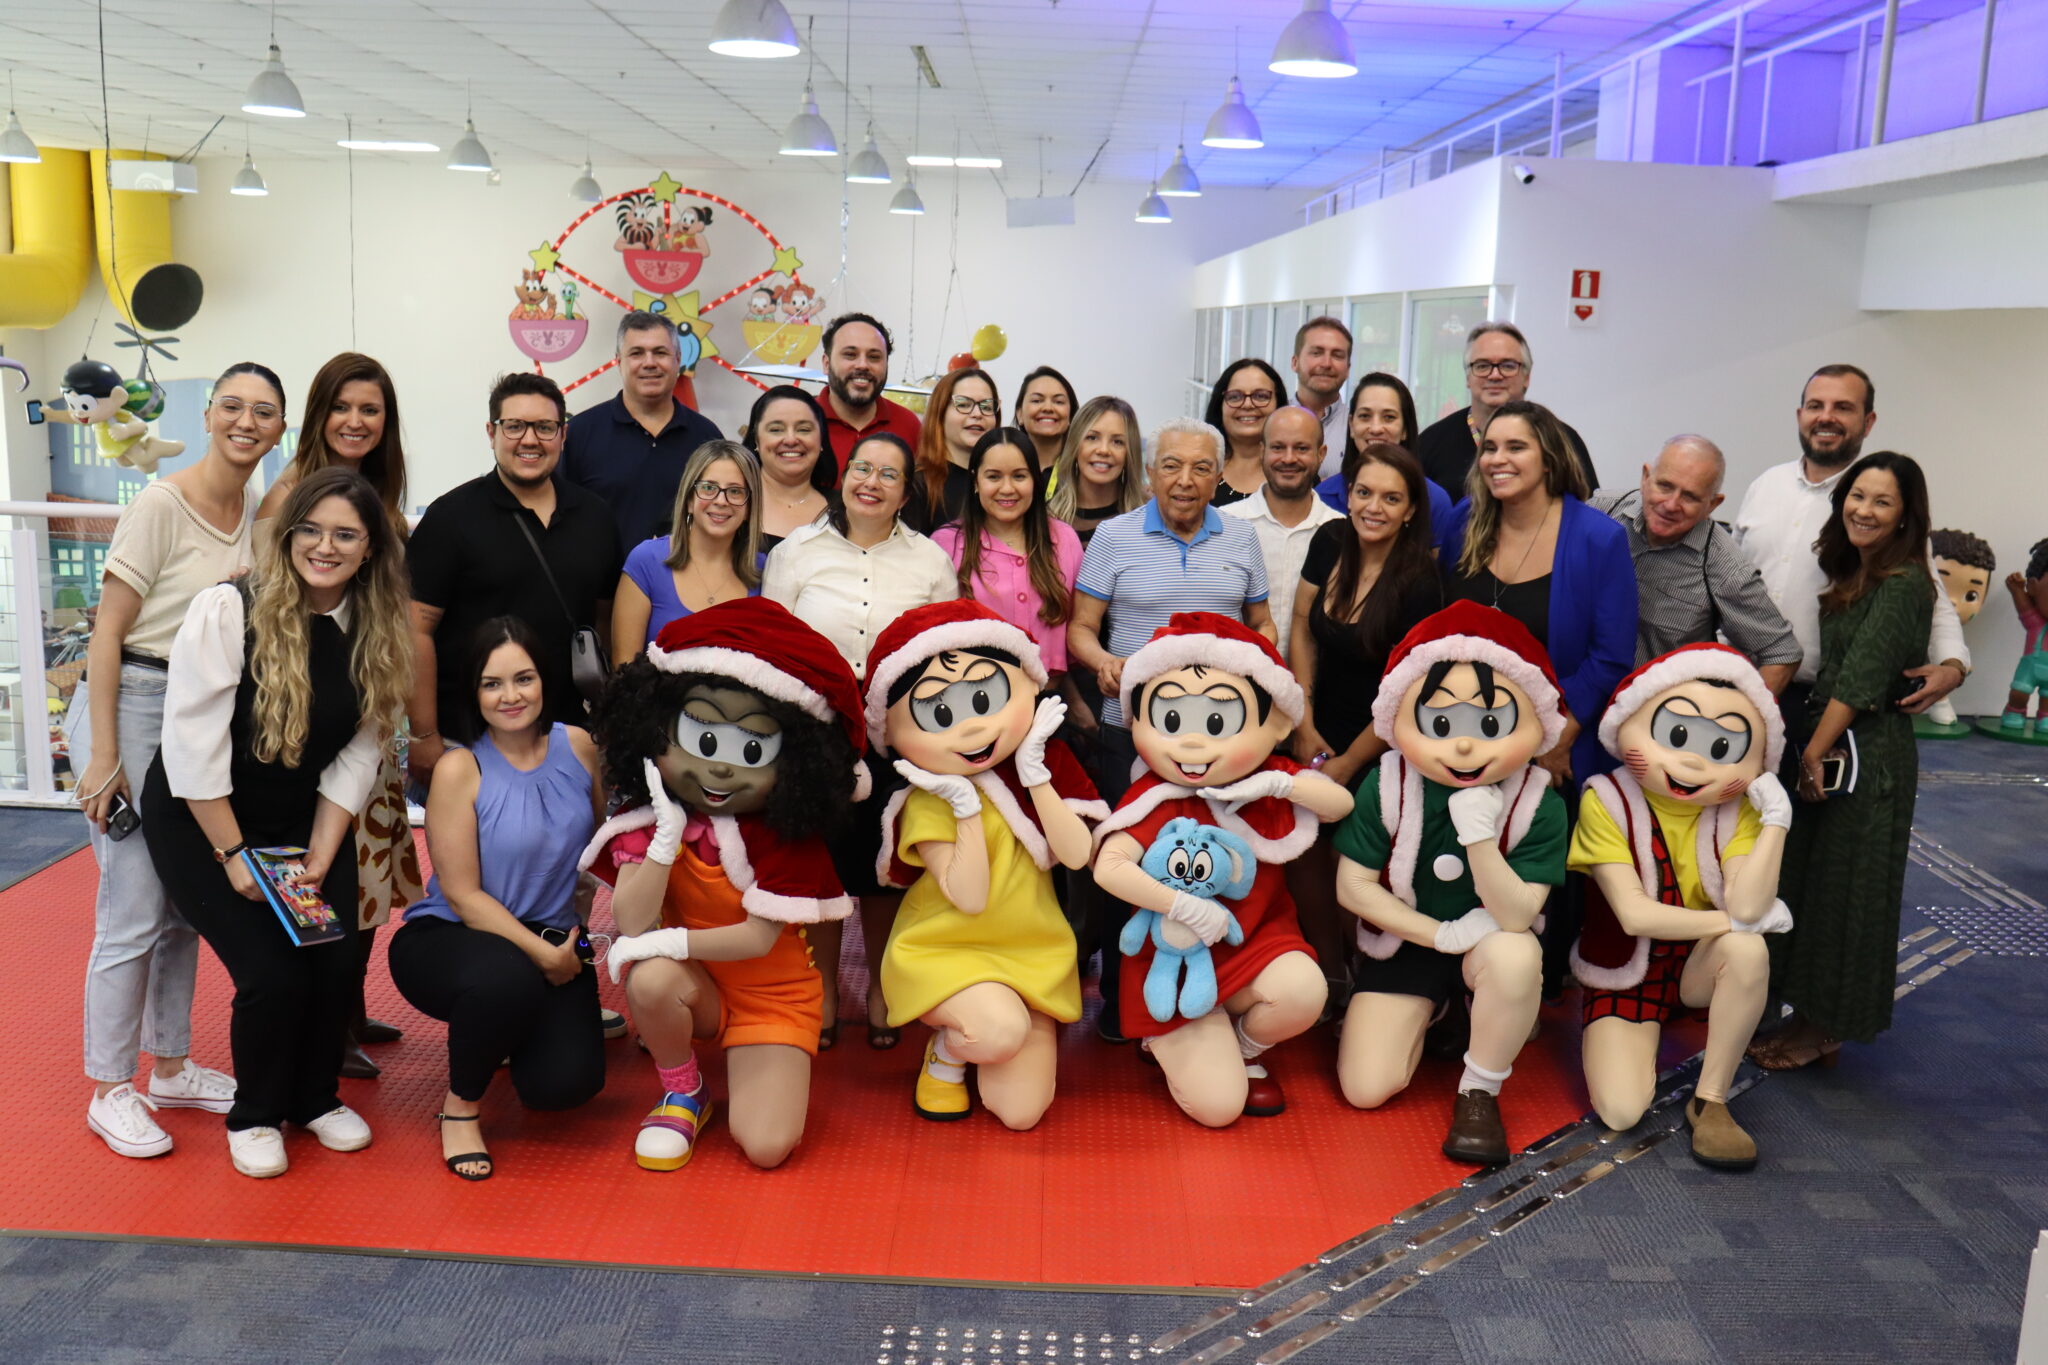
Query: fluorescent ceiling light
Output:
[[906, 154, 952, 167], [242, 44, 306, 117], [953, 155, 1002, 169], [1202, 75, 1263, 149], [1269, 0, 1357, 79], [336, 137, 439, 151], [709, 0, 801, 58], [230, 152, 269, 196]]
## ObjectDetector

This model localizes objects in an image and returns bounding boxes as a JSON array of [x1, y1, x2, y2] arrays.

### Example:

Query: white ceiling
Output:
[[0, 0, 1983, 196]]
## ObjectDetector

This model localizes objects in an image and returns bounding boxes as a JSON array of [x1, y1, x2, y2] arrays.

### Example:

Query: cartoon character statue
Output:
[[1121, 818, 1254, 1022], [52, 359, 183, 473], [1092, 613, 1354, 1127], [669, 204, 714, 253], [584, 599, 868, 1171], [1997, 538, 2048, 739], [776, 282, 825, 325], [1331, 602, 1568, 1165], [510, 268, 558, 320], [1922, 529, 1996, 734], [1569, 643, 1794, 1169], [614, 191, 659, 251], [744, 288, 778, 323], [866, 601, 1106, 1128]]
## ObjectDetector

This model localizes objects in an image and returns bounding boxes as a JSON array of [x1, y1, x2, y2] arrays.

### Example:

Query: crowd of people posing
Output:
[[70, 306, 1965, 1183]]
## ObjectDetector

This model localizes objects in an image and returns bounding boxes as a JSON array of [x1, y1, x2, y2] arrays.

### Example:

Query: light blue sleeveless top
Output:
[[405, 724, 596, 932]]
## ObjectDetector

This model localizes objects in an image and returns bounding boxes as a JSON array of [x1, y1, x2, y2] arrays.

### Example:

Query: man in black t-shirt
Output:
[[405, 373, 622, 788], [1415, 320, 1597, 501]]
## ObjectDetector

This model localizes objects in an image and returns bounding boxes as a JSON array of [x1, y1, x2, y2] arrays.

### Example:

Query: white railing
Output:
[[0, 501, 121, 809], [1299, 0, 2018, 223]]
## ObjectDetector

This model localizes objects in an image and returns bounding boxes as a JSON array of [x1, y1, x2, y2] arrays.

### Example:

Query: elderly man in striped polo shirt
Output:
[[1068, 418, 1276, 1039]]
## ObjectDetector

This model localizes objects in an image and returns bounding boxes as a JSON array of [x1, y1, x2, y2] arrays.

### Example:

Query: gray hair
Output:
[[1465, 319, 1531, 368], [1149, 417, 1222, 467], [1656, 433, 1727, 491], [617, 308, 681, 353]]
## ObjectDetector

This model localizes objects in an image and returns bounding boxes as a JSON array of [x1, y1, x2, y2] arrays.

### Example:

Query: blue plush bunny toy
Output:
[[1121, 818, 1256, 1022]]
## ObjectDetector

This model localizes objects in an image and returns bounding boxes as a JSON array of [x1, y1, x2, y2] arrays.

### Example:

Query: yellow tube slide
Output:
[[0, 148, 92, 330], [89, 148, 181, 331]]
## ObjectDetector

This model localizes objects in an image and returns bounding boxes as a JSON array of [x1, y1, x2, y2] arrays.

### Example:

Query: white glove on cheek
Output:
[[1446, 784, 1505, 847], [1014, 696, 1067, 789], [643, 758, 685, 866], [893, 759, 982, 820], [1728, 899, 1794, 935], [1433, 906, 1501, 955], [1166, 891, 1232, 947], [606, 926, 691, 983], [1745, 772, 1794, 830]]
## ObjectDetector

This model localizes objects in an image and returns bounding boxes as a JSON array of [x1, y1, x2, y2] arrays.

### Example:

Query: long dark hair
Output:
[[1457, 399, 1589, 578], [1203, 358, 1285, 452], [291, 352, 408, 526], [1815, 451, 1932, 614], [1014, 366, 1077, 454], [827, 431, 929, 536], [1325, 443, 1438, 659], [951, 427, 1070, 628], [463, 614, 548, 733], [1342, 372, 1420, 464], [742, 384, 837, 496]]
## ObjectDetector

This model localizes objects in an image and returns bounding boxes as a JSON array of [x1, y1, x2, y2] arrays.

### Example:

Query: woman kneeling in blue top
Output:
[[388, 616, 608, 1179]]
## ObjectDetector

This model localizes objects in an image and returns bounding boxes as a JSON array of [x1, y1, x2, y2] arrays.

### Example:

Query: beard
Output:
[[1798, 426, 1865, 469], [828, 367, 879, 409]]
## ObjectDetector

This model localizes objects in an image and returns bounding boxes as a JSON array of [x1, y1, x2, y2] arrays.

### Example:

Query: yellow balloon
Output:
[[970, 323, 1008, 362]]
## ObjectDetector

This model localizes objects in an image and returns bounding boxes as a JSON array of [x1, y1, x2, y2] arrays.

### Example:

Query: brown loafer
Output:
[[1442, 1089, 1510, 1165], [1686, 1097, 1758, 1171]]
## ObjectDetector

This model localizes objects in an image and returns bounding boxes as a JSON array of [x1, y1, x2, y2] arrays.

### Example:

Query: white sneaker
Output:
[[227, 1125, 287, 1178], [302, 1105, 372, 1152], [87, 1083, 173, 1159], [149, 1061, 237, 1114]]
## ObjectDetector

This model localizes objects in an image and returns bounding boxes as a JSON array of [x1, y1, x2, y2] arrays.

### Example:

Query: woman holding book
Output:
[[141, 467, 413, 1178]]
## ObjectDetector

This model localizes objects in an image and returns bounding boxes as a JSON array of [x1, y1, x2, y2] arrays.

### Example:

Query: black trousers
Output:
[[147, 828, 360, 1133], [1084, 723, 1143, 1024], [387, 915, 605, 1108]]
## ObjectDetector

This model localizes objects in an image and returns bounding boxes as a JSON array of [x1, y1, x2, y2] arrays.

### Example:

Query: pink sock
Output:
[[657, 1057, 701, 1096]]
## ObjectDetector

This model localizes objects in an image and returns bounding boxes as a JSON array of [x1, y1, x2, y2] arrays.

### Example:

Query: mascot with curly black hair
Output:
[[582, 598, 867, 1171]]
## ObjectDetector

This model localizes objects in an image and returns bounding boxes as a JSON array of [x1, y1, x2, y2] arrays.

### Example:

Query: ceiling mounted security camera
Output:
[[1512, 163, 1535, 185]]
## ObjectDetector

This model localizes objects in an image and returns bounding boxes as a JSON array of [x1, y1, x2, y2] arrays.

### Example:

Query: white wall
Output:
[[23, 157, 1300, 507], [1861, 179, 2048, 309]]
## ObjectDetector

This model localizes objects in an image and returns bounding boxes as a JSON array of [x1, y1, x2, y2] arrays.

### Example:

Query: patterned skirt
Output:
[[354, 748, 424, 929]]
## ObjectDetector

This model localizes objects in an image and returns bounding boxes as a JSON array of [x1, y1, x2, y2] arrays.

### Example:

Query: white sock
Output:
[[1234, 1013, 1270, 1062], [928, 1031, 966, 1083], [1458, 1052, 1511, 1096]]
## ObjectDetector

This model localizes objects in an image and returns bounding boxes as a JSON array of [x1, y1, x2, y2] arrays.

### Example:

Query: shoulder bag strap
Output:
[[511, 512, 577, 628]]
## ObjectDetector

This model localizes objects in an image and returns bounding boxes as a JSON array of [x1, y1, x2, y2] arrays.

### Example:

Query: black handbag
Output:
[[511, 514, 609, 707]]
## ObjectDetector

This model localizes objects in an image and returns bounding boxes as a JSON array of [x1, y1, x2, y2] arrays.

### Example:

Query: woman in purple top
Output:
[[609, 439, 763, 662]]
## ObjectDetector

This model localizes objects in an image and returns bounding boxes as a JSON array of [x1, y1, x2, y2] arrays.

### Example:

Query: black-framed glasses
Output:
[[950, 396, 996, 417], [692, 480, 751, 505], [494, 418, 563, 439], [1466, 359, 1525, 378], [1222, 389, 1275, 408]]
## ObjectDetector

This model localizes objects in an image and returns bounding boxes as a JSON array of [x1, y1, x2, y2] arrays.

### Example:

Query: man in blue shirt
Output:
[[560, 310, 725, 550]]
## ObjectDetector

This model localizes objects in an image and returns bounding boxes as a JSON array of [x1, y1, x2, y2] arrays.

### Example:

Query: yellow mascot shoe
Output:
[[914, 1034, 970, 1122], [636, 1088, 714, 1171]]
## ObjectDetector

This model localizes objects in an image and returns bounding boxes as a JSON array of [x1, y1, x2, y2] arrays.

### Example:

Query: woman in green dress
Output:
[[1755, 451, 1934, 1069]]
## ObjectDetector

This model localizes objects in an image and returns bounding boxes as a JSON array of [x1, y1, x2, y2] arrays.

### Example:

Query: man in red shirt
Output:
[[818, 312, 922, 475]]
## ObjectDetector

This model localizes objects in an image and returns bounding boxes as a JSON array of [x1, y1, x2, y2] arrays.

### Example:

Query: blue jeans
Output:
[[66, 667, 200, 1083]]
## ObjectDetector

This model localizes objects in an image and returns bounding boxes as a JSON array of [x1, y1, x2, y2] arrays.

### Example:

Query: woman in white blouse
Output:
[[762, 431, 956, 1048], [140, 468, 414, 1178]]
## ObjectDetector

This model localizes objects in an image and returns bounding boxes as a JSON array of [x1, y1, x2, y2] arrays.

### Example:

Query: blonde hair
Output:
[[1455, 400, 1589, 579], [248, 467, 413, 767], [1048, 395, 1146, 523], [664, 440, 763, 589]]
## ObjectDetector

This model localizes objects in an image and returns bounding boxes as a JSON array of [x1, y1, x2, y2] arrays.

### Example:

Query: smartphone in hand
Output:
[[106, 791, 141, 841]]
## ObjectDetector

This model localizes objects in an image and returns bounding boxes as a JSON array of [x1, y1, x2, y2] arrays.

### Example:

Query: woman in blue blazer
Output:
[[1436, 400, 1637, 790]]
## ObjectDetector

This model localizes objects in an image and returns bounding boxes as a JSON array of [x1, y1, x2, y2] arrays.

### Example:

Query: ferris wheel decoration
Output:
[[507, 170, 823, 396]]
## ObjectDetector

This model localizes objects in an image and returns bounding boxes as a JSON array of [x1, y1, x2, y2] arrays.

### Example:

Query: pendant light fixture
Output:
[[448, 81, 493, 172], [1135, 150, 1172, 223], [846, 96, 891, 184], [0, 73, 39, 164], [1158, 104, 1201, 196], [230, 127, 268, 195], [241, 0, 307, 117], [1202, 31, 1263, 149], [779, 18, 838, 157], [569, 157, 602, 203], [889, 61, 925, 213], [709, 0, 801, 59], [1269, 0, 1357, 79]]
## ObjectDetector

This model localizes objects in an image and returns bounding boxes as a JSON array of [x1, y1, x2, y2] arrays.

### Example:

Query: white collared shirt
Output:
[[1222, 488, 1342, 662], [760, 519, 958, 677]]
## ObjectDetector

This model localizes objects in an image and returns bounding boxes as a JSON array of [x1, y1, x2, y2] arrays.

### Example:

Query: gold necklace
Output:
[[1491, 499, 1556, 607]]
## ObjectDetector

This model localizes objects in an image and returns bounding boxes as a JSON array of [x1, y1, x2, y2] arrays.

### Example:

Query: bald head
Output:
[[1639, 434, 1727, 545], [1261, 406, 1324, 502]]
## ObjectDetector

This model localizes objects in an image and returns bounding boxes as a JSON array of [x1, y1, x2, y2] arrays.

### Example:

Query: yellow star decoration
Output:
[[630, 290, 719, 360], [770, 245, 803, 279], [528, 240, 561, 273], [647, 171, 683, 204]]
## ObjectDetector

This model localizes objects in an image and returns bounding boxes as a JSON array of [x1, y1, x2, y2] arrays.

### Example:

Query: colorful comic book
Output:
[[241, 846, 346, 947]]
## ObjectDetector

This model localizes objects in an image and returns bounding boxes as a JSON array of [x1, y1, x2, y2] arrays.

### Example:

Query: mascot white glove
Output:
[[1728, 899, 1795, 935], [606, 926, 691, 983], [1197, 770, 1293, 815], [1433, 906, 1502, 955], [1446, 784, 1505, 847], [642, 758, 685, 866], [1745, 772, 1794, 830], [1014, 696, 1067, 789], [1166, 891, 1233, 947], [894, 759, 981, 820]]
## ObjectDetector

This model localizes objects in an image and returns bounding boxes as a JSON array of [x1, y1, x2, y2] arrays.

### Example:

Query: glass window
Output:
[[1409, 293, 1492, 428], [1348, 296, 1401, 378], [1243, 303, 1272, 370]]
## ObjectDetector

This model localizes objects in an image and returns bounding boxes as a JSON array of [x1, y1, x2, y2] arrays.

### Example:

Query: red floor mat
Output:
[[2, 845, 1663, 1290]]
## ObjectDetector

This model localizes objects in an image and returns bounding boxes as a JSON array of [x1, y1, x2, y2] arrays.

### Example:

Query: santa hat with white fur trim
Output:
[[649, 598, 872, 800], [862, 599, 1049, 751], [1371, 601, 1566, 752], [1596, 642, 1784, 771], [1118, 612, 1304, 729]]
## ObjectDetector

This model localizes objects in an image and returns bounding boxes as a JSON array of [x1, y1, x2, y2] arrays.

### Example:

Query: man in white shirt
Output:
[[1733, 363, 1968, 708], [1225, 407, 1342, 662], [1288, 317, 1352, 477]]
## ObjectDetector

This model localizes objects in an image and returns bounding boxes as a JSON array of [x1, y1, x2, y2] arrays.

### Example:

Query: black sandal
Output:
[[866, 995, 900, 1051], [437, 1112, 492, 1181]]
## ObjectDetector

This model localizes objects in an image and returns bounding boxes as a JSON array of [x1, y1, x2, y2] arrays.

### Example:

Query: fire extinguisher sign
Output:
[[1569, 270, 1600, 328]]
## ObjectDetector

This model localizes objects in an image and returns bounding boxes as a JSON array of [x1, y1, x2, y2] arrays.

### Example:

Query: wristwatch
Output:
[[213, 840, 247, 864]]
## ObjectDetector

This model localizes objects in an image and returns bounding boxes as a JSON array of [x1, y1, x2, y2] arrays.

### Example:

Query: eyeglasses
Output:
[[213, 398, 282, 422], [846, 459, 904, 485], [290, 523, 367, 549], [494, 418, 563, 439], [950, 397, 996, 417], [1222, 389, 1275, 408], [1466, 359, 1525, 378], [692, 480, 751, 505]]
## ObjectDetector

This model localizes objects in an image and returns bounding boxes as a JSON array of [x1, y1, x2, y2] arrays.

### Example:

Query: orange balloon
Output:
[[948, 351, 976, 371]]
